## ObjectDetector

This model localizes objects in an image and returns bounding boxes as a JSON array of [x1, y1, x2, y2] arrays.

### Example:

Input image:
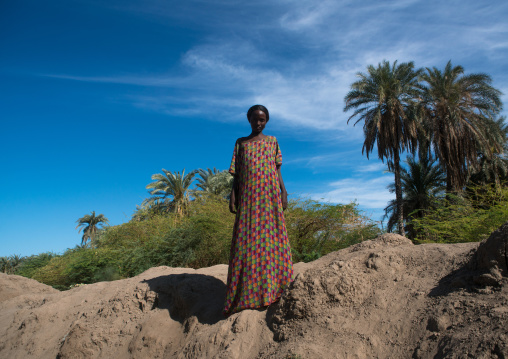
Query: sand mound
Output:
[[0, 273, 58, 303], [1, 226, 507, 358]]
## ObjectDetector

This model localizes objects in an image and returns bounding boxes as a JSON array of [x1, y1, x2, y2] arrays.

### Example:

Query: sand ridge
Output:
[[1, 224, 507, 358]]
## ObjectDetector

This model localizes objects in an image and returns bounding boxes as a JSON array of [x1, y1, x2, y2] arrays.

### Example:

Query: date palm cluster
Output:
[[134, 167, 233, 221], [344, 60, 505, 236], [0, 255, 23, 274]]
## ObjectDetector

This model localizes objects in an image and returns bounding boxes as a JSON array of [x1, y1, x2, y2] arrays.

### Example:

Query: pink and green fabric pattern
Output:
[[224, 136, 293, 316]]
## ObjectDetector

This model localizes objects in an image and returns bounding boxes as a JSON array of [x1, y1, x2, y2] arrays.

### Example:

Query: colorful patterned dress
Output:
[[223, 135, 294, 316]]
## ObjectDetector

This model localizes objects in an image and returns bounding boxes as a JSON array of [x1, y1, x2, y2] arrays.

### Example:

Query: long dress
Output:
[[223, 135, 294, 316]]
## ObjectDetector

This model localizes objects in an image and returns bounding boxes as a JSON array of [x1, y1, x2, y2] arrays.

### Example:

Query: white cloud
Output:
[[279, 0, 345, 31], [43, 73, 180, 87], [133, 41, 359, 132], [354, 163, 388, 173], [311, 175, 393, 210], [285, 150, 360, 172], [40, 0, 508, 133]]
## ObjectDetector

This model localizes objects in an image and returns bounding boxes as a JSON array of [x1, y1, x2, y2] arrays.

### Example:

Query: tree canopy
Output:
[[344, 60, 423, 235], [75, 211, 109, 246]]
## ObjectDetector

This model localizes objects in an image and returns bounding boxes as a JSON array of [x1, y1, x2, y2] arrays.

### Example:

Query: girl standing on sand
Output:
[[223, 105, 294, 316]]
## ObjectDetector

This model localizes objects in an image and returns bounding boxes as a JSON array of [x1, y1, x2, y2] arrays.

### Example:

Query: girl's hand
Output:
[[229, 190, 237, 214], [281, 191, 288, 211]]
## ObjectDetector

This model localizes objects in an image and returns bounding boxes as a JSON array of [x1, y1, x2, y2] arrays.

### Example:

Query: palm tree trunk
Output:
[[393, 150, 406, 236], [445, 167, 453, 194]]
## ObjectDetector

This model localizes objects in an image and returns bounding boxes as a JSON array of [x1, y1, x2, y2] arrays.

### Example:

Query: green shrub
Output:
[[285, 198, 381, 262], [187, 195, 234, 268], [123, 198, 229, 272], [97, 214, 177, 248], [15, 252, 58, 278], [63, 246, 124, 284], [32, 255, 71, 289], [412, 184, 508, 243], [119, 228, 199, 276]]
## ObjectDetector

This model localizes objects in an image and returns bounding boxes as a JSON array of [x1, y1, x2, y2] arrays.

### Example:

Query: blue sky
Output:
[[1, 0, 507, 257]]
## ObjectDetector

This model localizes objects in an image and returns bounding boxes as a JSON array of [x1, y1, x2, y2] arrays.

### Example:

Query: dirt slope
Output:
[[1, 223, 507, 359]]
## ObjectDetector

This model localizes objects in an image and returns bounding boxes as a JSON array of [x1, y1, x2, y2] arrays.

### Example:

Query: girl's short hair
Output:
[[247, 105, 269, 121]]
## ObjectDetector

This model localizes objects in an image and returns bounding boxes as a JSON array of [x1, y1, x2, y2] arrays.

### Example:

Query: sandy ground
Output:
[[1, 223, 507, 359]]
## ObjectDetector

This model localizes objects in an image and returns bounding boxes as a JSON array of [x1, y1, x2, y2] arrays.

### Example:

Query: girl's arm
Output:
[[229, 175, 238, 214], [277, 165, 288, 210]]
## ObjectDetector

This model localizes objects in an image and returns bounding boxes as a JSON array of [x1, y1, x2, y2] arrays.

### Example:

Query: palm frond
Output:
[[420, 61, 503, 192], [142, 168, 197, 217], [75, 211, 109, 245]]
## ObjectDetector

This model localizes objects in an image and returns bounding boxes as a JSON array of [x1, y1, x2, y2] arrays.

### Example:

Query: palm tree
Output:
[[384, 153, 446, 238], [195, 168, 233, 199], [468, 116, 508, 186], [344, 60, 423, 235], [420, 61, 503, 193], [8, 255, 23, 274], [195, 167, 220, 191], [144, 168, 196, 217], [75, 211, 109, 246], [0, 257, 10, 273]]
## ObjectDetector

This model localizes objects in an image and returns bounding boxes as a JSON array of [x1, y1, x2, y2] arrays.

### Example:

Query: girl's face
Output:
[[249, 110, 268, 134]]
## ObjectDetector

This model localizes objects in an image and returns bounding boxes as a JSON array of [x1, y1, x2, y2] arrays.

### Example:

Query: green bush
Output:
[[285, 198, 381, 262], [99, 195, 234, 276], [63, 246, 124, 284], [118, 227, 200, 276], [186, 195, 234, 268], [97, 215, 177, 248], [31, 247, 123, 289], [15, 252, 58, 278], [31, 255, 71, 289], [412, 185, 508, 243]]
